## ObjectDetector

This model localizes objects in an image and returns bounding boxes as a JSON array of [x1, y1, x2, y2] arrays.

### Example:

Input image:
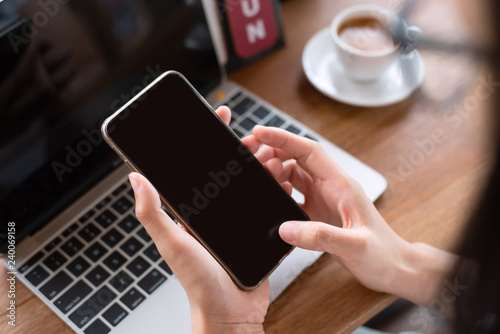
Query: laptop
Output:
[[0, 0, 387, 333]]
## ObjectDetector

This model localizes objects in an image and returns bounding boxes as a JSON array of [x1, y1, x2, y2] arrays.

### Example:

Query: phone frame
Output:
[[101, 70, 303, 290]]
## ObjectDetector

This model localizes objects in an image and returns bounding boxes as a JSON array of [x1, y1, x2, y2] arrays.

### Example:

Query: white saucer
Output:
[[302, 28, 425, 107]]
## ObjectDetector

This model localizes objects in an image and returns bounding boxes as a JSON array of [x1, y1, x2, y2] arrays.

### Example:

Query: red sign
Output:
[[223, 0, 280, 59]]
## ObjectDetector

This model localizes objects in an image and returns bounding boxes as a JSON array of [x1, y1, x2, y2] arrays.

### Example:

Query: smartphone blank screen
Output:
[[105, 72, 308, 288]]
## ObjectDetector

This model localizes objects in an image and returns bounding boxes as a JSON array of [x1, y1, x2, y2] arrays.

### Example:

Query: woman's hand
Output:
[[242, 125, 458, 307], [130, 106, 267, 334]]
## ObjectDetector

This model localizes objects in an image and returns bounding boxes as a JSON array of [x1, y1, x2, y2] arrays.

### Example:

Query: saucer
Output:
[[302, 28, 425, 107]]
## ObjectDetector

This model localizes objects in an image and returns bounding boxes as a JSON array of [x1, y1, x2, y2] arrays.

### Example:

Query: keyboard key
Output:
[[103, 251, 126, 271], [67, 256, 91, 277], [232, 128, 244, 138], [143, 243, 161, 262], [112, 183, 128, 197], [44, 237, 62, 252], [54, 280, 92, 314], [69, 286, 116, 328], [101, 228, 124, 247], [95, 197, 111, 210], [95, 209, 117, 228], [120, 237, 143, 257], [79, 209, 95, 223], [136, 227, 151, 242], [43, 251, 67, 272], [304, 134, 318, 142], [127, 188, 134, 198], [112, 196, 133, 215], [19, 251, 44, 273], [229, 91, 242, 102], [61, 237, 84, 257], [265, 115, 285, 128], [62, 223, 79, 237], [286, 124, 301, 134], [118, 215, 140, 233], [40, 270, 72, 299], [25, 265, 49, 286], [86, 266, 110, 287], [78, 222, 101, 243], [109, 271, 134, 293], [127, 256, 150, 277], [159, 261, 173, 276], [84, 319, 110, 334], [253, 106, 270, 119], [84, 242, 108, 262], [239, 117, 257, 131], [233, 97, 255, 115], [121, 287, 145, 311], [103, 303, 128, 327], [138, 269, 167, 294]]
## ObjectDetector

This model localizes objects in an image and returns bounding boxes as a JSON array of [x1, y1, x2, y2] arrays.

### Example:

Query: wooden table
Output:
[[0, 0, 493, 333]]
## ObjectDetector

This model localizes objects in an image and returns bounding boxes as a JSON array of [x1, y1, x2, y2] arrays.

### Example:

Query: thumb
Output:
[[129, 172, 168, 232], [279, 221, 357, 255], [129, 172, 218, 280], [129, 172, 185, 258]]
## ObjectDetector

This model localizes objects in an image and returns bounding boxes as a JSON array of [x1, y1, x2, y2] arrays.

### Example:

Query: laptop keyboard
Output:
[[19, 180, 167, 333], [223, 91, 318, 141], [16, 88, 318, 334]]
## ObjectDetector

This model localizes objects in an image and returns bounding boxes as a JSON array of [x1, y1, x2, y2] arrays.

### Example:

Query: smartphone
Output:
[[101, 71, 309, 290]]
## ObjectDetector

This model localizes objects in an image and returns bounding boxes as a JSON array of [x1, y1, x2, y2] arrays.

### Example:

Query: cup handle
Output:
[[403, 25, 423, 54]]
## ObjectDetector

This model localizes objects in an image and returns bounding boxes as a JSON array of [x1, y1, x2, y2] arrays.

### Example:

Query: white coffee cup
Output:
[[331, 5, 420, 82]]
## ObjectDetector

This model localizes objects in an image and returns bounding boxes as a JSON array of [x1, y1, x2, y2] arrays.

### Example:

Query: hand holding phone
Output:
[[101, 71, 309, 290]]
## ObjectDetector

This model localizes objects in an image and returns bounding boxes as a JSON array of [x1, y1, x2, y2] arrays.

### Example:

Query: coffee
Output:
[[338, 17, 397, 52]]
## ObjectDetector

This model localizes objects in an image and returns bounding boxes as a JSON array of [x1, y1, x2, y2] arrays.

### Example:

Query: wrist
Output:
[[390, 241, 459, 307], [191, 308, 265, 334], [193, 322, 265, 334]]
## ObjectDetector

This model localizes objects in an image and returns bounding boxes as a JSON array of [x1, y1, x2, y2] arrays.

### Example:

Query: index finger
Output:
[[252, 125, 348, 180]]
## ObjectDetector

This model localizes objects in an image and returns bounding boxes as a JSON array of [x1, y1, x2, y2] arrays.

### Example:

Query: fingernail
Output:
[[279, 222, 297, 242], [129, 174, 141, 193]]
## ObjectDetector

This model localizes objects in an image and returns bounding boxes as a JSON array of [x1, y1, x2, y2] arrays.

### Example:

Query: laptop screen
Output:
[[0, 0, 222, 252]]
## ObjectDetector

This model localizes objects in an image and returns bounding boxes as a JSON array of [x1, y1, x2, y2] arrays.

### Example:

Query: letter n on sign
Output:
[[223, 0, 280, 59]]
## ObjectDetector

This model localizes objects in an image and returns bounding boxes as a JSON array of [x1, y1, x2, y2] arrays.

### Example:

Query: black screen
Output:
[[105, 72, 308, 288], [0, 0, 221, 251]]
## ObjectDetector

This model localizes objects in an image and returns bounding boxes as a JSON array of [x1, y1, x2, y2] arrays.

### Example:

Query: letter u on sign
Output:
[[224, 0, 279, 58]]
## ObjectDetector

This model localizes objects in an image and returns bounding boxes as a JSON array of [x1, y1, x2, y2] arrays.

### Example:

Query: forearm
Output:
[[389, 241, 460, 307]]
